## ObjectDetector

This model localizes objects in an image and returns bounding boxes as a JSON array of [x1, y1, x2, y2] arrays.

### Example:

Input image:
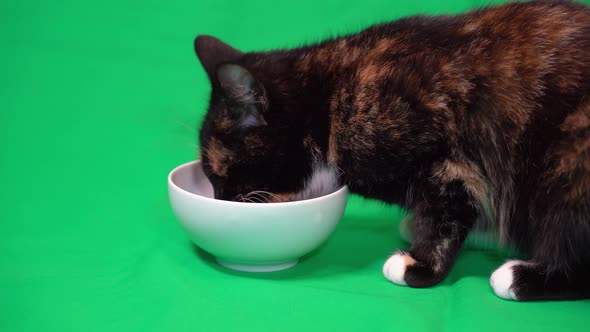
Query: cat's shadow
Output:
[[191, 212, 504, 283]]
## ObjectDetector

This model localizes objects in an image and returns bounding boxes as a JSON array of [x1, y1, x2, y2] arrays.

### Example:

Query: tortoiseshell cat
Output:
[[194, 0, 590, 301]]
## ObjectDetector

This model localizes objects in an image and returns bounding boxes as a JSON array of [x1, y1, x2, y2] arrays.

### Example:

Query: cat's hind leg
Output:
[[491, 188, 590, 300], [490, 259, 590, 301], [493, 106, 590, 301]]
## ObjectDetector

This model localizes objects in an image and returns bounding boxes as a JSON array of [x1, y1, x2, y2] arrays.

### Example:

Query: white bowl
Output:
[[168, 160, 348, 272]]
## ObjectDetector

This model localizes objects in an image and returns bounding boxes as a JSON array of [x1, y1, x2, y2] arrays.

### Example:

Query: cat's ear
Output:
[[216, 64, 267, 130], [194, 35, 243, 80]]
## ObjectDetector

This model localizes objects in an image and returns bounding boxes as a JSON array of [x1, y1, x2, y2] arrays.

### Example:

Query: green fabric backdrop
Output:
[[2, 0, 590, 331]]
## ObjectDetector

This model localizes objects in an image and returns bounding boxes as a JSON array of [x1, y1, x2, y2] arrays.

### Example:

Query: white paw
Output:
[[383, 252, 416, 286], [490, 260, 522, 301]]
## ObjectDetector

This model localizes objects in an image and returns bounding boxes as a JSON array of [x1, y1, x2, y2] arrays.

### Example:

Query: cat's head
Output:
[[194, 35, 339, 202]]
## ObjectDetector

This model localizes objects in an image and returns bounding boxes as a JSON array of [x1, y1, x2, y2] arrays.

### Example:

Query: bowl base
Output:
[[216, 258, 298, 272]]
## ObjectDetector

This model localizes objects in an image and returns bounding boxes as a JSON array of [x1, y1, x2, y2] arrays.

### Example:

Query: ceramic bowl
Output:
[[168, 160, 348, 272]]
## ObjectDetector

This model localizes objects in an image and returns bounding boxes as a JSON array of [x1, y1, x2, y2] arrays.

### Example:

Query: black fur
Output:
[[195, 1, 590, 301]]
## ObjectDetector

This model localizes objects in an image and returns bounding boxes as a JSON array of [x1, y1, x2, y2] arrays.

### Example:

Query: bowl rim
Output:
[[168, 160, 348, 207]]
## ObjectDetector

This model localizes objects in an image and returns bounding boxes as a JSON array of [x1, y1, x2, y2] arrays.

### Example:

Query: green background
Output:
[[2, 0, 590, 331]]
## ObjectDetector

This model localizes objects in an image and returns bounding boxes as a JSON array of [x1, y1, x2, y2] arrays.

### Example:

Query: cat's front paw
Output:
[[383, 251, 416, 286], [383, 250, 449, 287], [490, 260, 522, 301]]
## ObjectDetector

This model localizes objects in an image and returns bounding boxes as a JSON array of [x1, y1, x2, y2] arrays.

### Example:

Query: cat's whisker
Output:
[[246, 195, 266, 204], [234, 194, 256, 204], [244, 192, 272, 203], [245, 191, 287, 202], [181, 142, 200, 150], [246, 192, 274, 203], [175, 121, 198, 135], [243, 191, 265, 201]]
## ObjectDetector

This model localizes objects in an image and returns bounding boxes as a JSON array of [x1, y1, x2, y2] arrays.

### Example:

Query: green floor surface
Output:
[[2, 0, 589, 331]]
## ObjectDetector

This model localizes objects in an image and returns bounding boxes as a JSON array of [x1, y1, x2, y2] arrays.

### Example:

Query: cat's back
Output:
[[455, 0, 590, 73], [363, 0, 590, 69], [328, 0, 590, 114], [382, 0, 590, 144]]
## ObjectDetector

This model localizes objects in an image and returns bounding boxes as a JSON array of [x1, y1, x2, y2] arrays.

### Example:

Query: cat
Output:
[[194, 0, 590, 301]]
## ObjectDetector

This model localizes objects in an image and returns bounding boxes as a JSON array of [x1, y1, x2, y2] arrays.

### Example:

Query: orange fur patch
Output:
[[217, 115, 232, 132], [400, 253, 417, 268], [269, 193, 296, 203], [204, 138, 233, 176]]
